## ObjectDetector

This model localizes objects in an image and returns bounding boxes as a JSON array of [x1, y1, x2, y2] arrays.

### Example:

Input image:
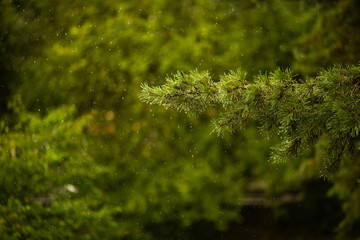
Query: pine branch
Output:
[[140, 65, 360, 173]]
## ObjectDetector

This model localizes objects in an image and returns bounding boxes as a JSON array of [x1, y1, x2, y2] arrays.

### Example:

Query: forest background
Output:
[[1, 0, 360, 239]]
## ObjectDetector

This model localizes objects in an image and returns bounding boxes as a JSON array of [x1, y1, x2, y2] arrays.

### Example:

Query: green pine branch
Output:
[[140, 65, 360, 174]]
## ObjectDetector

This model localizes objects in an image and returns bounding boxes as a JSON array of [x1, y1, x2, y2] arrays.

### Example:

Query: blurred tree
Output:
[[1, 0, 360, 239]]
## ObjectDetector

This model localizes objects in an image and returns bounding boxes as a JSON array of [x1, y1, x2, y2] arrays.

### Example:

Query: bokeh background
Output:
[[1, 0, 360, 239]]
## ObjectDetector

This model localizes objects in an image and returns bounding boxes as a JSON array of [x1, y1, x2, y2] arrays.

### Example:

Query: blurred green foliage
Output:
[[0, 0, 359, 239]]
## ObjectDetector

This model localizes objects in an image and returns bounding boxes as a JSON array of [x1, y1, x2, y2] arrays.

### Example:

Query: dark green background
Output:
[[0, 0, 359, 239]]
